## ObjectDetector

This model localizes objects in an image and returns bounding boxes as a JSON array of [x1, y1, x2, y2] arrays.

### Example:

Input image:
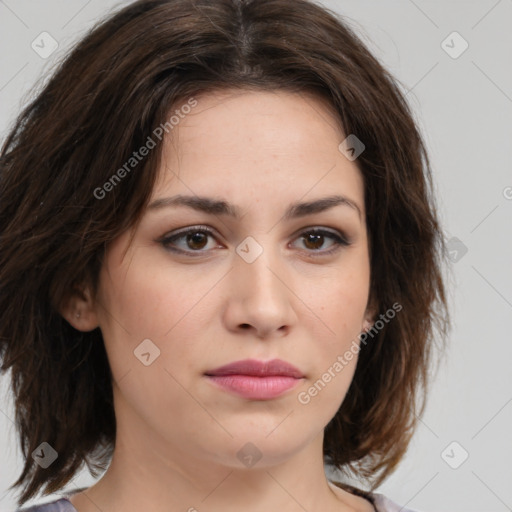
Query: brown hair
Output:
[[0, 0, 449, 506]]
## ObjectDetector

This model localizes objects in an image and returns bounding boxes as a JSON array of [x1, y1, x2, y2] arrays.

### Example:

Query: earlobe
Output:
[[59, 285, 100, 332], [362, 318, 373, 332], [362, 299, 378, 333]]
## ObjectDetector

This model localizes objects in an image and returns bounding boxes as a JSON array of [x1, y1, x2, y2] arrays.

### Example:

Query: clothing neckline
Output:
[[328, 480, 377, 511], [62, 483, 377, 512], [55, 497, 78, 511]]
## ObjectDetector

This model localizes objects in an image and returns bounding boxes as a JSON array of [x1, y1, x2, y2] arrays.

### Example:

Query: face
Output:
[[88, 89, 374, 469]]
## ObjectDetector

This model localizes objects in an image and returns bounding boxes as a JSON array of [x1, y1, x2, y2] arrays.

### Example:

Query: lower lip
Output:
[[206, 375, 301, 400]]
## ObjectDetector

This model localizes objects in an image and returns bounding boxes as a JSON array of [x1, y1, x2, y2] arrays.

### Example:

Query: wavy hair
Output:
[[0, 0, 449, 505]]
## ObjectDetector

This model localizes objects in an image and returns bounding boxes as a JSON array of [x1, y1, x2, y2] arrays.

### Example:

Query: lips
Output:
[[205, 358, 304, 378], [205, 359, 304, 400]]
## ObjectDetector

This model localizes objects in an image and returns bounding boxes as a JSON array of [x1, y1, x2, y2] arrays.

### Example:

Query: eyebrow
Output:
[[147, 194, 362, 221]]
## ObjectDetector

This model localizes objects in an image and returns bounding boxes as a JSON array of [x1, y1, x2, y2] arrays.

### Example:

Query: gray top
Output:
[[15, 484, 416, 512]]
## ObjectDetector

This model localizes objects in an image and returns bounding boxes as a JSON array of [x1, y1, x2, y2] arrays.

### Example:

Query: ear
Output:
[[58, 283, 100, 332], [362, 296, 378, 332]]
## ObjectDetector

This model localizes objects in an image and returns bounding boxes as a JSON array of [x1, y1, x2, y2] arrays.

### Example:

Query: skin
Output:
[[63, 89, 376, 512]]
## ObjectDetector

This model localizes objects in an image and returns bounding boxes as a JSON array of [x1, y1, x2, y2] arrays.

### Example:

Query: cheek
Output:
[[295, 275, 365, 416], [303, 260, 370, 339], [298, 261, 369, 393], [95, 247, 222, 383], [97, 244, 218, 337]]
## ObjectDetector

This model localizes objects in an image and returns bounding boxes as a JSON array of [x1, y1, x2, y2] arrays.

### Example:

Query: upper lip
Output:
[[205, 359, 304, 378]]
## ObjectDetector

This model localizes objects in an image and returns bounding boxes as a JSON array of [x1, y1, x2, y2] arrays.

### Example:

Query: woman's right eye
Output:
[[159, 226, 222, 256]]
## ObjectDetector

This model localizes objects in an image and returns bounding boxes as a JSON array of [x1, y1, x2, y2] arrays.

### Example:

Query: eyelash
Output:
[[158, 225, 351, 258]]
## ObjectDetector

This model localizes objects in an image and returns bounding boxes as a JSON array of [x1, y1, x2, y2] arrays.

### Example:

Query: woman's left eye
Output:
[[291, 228, 350, 255], [159, 226, 350, 256]]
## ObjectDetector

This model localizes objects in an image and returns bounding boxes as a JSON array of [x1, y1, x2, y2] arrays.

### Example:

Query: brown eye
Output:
[[302, 232, 325, 250], [186, 232, 209, 250], [292, 228, 350, 256], [160, 226, 221, 255]]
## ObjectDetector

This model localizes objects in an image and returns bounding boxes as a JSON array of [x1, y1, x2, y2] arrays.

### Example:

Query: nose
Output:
[[222, 245, 298, 339]]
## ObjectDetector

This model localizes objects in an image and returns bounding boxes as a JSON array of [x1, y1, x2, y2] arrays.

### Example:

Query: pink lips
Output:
[[205, 359, 304, 400]]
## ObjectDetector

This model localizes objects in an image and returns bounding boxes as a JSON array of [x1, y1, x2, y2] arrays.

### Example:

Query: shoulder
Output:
[[14, 497, 76, 512], [329, 480, 417, 512], [370, 492, 417, 512]]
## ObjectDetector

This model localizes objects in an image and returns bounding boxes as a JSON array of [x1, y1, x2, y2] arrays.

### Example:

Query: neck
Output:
[[67, 385, 371, 512]]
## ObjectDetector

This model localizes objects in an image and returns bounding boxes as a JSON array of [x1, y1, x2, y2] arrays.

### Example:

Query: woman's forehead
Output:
[[165, 89, 343, 144], [152, 89, 362, 194]]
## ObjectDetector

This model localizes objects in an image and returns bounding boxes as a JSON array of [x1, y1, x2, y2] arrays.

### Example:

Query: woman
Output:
[[0, 1, 449, 511]]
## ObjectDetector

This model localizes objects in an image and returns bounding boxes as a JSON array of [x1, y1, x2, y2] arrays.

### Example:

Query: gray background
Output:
[[1, 1, 511, 511]]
